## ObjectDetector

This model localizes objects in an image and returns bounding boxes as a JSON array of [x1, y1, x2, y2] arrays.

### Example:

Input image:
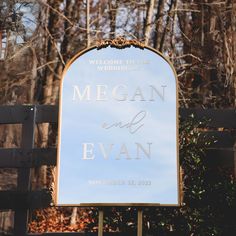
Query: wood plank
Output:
[[200, 131, 235, 148], [0, 144, 233, 169], [14, 105, 36, 235], [0, 105, 58, 124], [234, 146, 236, 178], [36, 105, 58, 123], [180, 108, 236, 128], [0, 148, 57, 168], [0, 190, 52, 209], [206, 148, 235, 168], [0, 105, 29, 124], [0, 106, 235, 127]]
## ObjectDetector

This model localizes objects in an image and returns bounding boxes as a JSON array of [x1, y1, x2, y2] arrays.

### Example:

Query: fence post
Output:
[[234, 142, 236, 178], [98, 209, 104, 236], [137, 209, 143, 236], [14, 106, 36, 236]]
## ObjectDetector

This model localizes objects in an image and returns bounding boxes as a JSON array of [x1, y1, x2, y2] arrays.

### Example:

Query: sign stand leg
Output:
[[98, 209, 104, 236], [137, 209, 143, 236]]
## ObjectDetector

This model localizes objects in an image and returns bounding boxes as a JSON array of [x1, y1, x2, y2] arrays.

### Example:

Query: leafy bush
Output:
[[29, 117, 236, 235], [89, 117, 236, 235]]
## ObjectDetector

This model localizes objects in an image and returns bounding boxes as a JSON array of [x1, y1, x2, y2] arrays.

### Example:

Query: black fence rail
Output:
[[0, 105, 235, 236]]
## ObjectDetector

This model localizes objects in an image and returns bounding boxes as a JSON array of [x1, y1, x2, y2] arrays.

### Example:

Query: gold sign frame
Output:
[[55, 37, 181, 207]]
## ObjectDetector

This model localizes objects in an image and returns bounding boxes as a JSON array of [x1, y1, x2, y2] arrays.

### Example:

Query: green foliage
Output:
[[87, 116, 236, 235], [29, 116, 236, 235]]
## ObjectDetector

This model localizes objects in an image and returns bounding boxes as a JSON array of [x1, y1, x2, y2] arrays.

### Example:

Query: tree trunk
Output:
[[144, 0, 155, 45], [86, 0, 90, 47], [159, 0, 175, 52], [109, 0, 117, 39], [70, 207, 78, 226], [153, 0, 165, 49]]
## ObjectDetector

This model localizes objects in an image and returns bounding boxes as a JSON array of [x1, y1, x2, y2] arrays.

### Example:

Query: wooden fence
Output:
[[0, 105, 235, 236]]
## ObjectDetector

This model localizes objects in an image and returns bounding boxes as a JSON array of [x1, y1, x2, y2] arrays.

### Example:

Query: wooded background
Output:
[[0, 0, 235, 234]]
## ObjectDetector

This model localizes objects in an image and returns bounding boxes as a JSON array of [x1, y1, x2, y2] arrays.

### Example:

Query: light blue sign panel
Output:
[[57, 46, 179, 206]]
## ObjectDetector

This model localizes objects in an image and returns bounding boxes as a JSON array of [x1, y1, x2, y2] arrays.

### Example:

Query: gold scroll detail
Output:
[[97, 37, 145, 50]]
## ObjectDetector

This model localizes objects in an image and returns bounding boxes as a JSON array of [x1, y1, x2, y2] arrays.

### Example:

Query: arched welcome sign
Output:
[[56, 38, 180, 206]]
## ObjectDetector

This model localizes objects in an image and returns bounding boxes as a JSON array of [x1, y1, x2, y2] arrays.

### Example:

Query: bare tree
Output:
[[1, 0, 236, 233], [144, 0, 155, 44]]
